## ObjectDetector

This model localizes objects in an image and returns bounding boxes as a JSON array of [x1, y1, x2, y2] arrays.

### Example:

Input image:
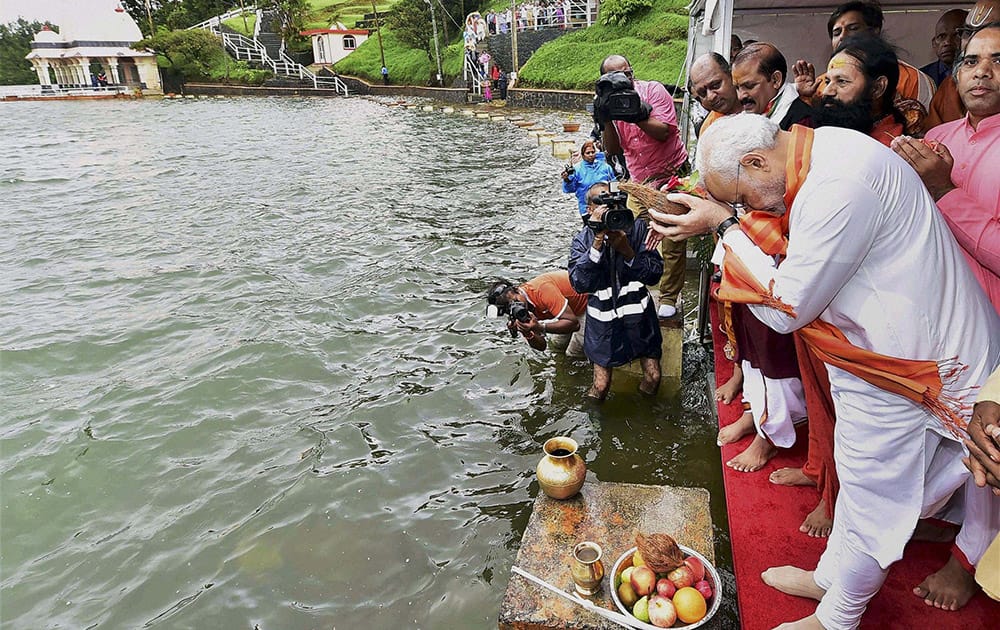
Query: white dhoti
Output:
[[740, 360, 807, 448], [547, 314, 586, 358], [811, 367, 995, 629]]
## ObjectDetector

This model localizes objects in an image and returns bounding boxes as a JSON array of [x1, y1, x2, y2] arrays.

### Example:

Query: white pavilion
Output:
[[24, 2, 162, 94]]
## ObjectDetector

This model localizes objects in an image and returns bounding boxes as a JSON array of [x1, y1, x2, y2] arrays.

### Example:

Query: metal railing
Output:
[[463, 53, 485, 98], [0, 84, 131, 98], [189, 7, 256, 33], [219, 32, 349, 96]]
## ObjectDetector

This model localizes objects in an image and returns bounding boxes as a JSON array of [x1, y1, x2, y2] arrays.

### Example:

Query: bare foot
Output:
[[913, 554, 978, 611], [715, 367, 743, 404], [717, 411, 754, 446], [773, 614, 825, 629], [761, 566, 825, 601], [770, 467, 816, 486], [799, 499, 832, 538], [726, 435, 778, 472], [911, 520, 958, 543]]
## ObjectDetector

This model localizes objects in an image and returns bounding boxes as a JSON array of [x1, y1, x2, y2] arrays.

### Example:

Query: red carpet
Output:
[[710, 302, 1000, 629]]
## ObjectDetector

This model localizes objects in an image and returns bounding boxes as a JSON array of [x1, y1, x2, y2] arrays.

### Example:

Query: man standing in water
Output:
[[569, 182, 663, 400], [647, 113, 1000, 629]]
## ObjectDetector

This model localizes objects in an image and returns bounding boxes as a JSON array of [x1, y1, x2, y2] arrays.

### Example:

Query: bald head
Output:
[[601, 55, 630, 75], [932, 9, 968, 66], [690, 53, 740, 115]]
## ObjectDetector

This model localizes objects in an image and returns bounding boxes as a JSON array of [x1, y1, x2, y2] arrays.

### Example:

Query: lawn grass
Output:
[[308, 0, 690, 89], [222, 12, 256, 36]]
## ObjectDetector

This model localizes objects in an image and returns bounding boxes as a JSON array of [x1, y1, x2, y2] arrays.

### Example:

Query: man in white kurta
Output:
[[649, 114, 1000, 629]]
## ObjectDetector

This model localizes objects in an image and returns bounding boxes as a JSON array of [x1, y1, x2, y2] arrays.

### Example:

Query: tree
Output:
[[132, 28, 226, 80], [0, 19, 54, 85], [387, 0, 434, 64], [121, 0, 232, 36], [260, 0, 310, 47]]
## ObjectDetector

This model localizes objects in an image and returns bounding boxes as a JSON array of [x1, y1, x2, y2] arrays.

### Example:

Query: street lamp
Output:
[[424, 0, 443, 86]]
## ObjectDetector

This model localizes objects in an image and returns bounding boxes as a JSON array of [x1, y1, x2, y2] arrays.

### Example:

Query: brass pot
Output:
[[536, 437, 586, 499]]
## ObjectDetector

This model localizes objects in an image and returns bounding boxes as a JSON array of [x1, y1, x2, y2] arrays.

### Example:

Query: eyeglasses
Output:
[[728, 162, 747, 215], [623, 69, 634, 79]]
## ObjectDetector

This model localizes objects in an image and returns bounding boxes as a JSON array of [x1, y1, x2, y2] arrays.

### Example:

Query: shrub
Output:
[[600, 0, 654, 27]]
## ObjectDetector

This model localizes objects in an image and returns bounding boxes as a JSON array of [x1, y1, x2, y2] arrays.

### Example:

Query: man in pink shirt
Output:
[[598, 54, 689, 319], [892, 22, 1000, 611], [894, 23, 1000, 314]]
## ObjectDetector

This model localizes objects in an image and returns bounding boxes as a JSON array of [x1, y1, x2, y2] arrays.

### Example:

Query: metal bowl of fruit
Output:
[[609, 545, 722, 629]]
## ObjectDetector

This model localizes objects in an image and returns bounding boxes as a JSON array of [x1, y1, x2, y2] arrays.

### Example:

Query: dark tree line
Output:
[[0, 19, 56, 85]]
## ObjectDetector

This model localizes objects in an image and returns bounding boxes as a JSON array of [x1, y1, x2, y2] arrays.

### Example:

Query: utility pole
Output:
[[510, 0, 518, 78], [371, 0, 386, 71], [424, 0, 443, 86]]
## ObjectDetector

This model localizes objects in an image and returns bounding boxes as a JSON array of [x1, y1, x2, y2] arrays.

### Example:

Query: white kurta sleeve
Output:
[[725, 177, 883, 334]]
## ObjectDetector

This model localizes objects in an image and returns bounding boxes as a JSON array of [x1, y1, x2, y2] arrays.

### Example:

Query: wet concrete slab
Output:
[[499, 482, 716, 629]]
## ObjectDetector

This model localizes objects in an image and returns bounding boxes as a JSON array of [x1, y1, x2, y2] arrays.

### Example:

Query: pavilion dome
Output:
[[32, 25, 63, 44], [58, 1, 144, 43]]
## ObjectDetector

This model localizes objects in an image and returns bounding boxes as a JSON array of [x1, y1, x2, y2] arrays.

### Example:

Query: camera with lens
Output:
[[563, 163, 575, 176], [508, 301, 532, 337], [587, 185, 633, 232], [595, 71, 643, 121]]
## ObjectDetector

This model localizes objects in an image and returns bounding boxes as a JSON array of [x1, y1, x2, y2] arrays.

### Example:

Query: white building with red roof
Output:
[[301, 22, 369, 66]]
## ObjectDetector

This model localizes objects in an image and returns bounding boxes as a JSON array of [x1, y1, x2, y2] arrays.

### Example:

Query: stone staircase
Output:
[[192, 8, 348, 95]]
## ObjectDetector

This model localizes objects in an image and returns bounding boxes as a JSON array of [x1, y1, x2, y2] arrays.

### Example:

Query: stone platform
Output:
[[498, 482, 716, 630]]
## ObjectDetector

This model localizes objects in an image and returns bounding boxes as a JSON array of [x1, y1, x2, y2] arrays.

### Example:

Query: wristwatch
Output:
[[715, 215, 740, 240]]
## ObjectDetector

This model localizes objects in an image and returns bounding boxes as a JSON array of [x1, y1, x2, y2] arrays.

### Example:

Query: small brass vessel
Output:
[[536, 437, 586, 499], [570, 541, 605, 596]]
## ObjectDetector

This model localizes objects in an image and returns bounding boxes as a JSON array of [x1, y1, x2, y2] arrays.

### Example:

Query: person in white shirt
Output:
[[647, 113, 1000, 629]]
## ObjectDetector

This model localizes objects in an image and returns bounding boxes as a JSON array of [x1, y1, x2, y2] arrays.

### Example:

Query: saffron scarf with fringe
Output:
[[715, 125, 972, 437]]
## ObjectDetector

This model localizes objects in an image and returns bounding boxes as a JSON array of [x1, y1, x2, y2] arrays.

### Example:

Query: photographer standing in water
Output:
[[595, 54, 689, 320], [569, 182, 663, 400], [486, 272, 588, 356]]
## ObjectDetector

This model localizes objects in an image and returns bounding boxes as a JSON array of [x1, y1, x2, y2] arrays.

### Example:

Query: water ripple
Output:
[[0, 97, 731, 629]]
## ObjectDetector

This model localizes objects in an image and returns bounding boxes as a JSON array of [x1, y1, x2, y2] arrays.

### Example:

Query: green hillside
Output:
[[309, 0, 690, 89]]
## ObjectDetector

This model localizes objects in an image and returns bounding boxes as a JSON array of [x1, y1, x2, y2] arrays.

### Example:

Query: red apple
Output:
[[630, 565, 657, 597], [684, 556, 706, 582], [667, 564, 695, 589], [695, 579, 713, 600], [655, 577, 676, 598], [647, 594, 678, 628]]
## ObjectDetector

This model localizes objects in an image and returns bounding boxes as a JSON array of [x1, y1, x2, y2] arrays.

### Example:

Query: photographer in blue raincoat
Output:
[[569, 182, 663, 400]]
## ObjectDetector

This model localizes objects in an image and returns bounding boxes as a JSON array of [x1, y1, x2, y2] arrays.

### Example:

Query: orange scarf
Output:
[[716, 125, 971, 437]]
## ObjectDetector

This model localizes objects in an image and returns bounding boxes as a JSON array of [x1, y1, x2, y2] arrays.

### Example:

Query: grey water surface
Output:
[[0, 97, 733, 629]]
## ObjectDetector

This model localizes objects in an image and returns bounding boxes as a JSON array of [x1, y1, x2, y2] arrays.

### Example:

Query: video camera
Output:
[[594, 71, 649, 123], [587, 182, 633, 232], [508, 301, 531, 337]]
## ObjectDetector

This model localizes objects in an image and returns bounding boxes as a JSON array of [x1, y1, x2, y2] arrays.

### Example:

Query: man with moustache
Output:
[[794, 1, 937, 110], [926, 1, 1000, 127], [646, 112, 1000, 629], [732, 42, 814, 130], [893, 23, 1000, 610], [689, 52, 742, 134], [815, 35, 908, 144], [921, 9, 969, 86]]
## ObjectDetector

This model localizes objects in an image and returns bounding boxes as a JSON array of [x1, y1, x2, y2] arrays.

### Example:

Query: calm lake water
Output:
[[0, 96, 734, 629]]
